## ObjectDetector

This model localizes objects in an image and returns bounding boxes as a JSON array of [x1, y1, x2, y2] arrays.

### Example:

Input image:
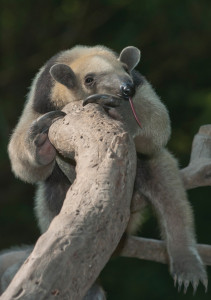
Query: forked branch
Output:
[[1, 105, 210, 299], [1, 102, 136, 299]]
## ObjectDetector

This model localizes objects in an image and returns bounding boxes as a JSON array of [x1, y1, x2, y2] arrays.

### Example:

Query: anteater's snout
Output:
[[120, 82, 135, 99]]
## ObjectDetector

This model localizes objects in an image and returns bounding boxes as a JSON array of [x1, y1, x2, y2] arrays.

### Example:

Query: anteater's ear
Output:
[[50, 64, 77, 89], [118, 46, 141, 71]]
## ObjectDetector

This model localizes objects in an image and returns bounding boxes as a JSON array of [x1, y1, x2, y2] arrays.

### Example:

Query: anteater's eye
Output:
[[85, 76, 94, 86]]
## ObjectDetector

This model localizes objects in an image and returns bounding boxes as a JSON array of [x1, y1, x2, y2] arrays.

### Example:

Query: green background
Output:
[[0, 0, 210, 299]]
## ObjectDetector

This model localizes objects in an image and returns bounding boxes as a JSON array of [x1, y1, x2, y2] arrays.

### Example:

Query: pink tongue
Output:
[[129, 97, 142, 128]]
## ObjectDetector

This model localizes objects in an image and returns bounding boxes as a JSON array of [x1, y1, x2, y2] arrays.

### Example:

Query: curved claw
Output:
[[32, 111, 66, 134], [29, 111, 66, 144], [36, 111, 66, 127], [183, 280, 190, 294], [192, 280, 199, 295], [202, 278, 208, 293], [173, 275, 208, 295], [83, 94, 121, 107], [177, 277, 183, 292]]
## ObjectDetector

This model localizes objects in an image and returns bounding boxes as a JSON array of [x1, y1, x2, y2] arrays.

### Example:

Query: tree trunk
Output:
[[1, 102, 136, 300], [1, 105, 211, 299]]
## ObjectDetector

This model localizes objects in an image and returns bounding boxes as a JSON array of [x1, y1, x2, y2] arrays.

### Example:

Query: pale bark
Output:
[[181, 125, 211, 189], [1, 102, 136, 300], [1, 103, 210, 299], [121, 237, 211, 266]]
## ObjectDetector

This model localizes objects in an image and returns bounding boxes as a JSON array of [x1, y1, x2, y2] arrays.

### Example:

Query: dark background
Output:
[[0, 0, 210, 299]]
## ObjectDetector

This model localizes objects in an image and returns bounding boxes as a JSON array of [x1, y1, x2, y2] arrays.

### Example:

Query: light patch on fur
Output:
[[51, 81, 77, 107], [127, 210, 148, 234], [57, 45, 117, 67], [71, 55, 114, 76]]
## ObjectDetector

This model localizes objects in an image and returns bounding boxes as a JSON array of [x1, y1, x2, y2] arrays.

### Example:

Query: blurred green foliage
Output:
[[0, 0, 210, 299]]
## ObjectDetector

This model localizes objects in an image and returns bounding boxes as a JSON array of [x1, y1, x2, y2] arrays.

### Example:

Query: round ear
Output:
[[118, 46, 141, 71], [50, 64, 77, 89]]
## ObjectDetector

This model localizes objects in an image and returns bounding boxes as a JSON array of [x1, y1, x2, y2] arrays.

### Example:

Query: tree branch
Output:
[[181, 125, 211, 189], [1, 106, 210, 299], [1, 102, 136, 300], [121, 236, 211, 266]]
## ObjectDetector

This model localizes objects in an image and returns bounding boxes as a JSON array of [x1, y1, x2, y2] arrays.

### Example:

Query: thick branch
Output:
[[1, 103, 136, 300], [2, 107, 210, 298], [181, 125, 211, 189], [121, 236, 211, 266]]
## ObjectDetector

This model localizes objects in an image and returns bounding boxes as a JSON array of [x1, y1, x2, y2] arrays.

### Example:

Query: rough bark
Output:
[[1, 105, 210, 299], [121, 237, 211, 266], [1, 102, 136, 300], [181, 125, 211, 189]]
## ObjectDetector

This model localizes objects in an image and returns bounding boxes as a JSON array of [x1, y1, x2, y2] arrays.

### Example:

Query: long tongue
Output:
[[129, 97, 142, 128]]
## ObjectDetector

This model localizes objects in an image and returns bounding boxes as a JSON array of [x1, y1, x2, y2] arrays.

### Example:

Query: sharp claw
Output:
[[83, 94, 121, 107], [45, 110, 66, 121], [36, 111, 66, 126], [177, 277, 183, 292], [201, 277, 208, 293], [172, 273, 208, 295], [29, 111, 66, 142], [183, 280, 189, 294], [83, 94, 103, 106], [192, 280, 199, 295]]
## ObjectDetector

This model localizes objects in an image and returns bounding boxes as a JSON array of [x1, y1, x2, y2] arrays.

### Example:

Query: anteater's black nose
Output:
[[120, 83, 135, 99]]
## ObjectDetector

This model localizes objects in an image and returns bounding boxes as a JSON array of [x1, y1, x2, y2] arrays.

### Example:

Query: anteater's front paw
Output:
[[27, 111, 66, 165], [170, 251, 207, 294]]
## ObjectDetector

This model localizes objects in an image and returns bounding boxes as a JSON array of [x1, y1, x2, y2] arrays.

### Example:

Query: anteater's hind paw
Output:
[[171, 252, 207, 294]]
